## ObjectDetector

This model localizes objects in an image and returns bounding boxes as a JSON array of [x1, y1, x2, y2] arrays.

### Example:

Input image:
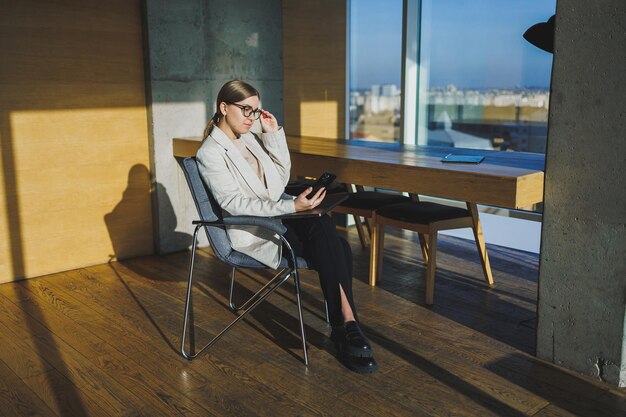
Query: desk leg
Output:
[[466, 202, 495, 287]]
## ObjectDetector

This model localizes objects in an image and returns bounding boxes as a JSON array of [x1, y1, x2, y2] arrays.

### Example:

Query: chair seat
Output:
[[376, 201, 470, 224], [338, 191, 411, 210]]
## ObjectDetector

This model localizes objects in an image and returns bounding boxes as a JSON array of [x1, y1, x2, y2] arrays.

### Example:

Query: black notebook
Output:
[[275, 193, 349, 219], [441, 154, 485, 164]]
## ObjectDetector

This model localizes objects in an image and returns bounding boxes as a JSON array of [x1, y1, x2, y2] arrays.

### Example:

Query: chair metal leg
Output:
[[324, 299, 330, 323], [182, 270, 293, 360], [292, 270, 309, 365], [181, 224, 201, 359], [228, 267, 237, 312], [230, 268, 285, 313], [281, 236, 309, 365], [181, 225, 309, 364]]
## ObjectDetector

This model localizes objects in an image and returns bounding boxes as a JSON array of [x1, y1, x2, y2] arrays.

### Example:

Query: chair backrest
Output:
[[178, 157, 233, 262]]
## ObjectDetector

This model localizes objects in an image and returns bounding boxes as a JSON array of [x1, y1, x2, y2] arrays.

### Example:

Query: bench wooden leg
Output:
[[467, 202, 494, 287], [376, 223, 385, 281], [418, 233, 429, 265], [425, 229, 438, 305], [363, 217, 372, 238], [369, 217, 384, 286], [354, 215, 368, 248]]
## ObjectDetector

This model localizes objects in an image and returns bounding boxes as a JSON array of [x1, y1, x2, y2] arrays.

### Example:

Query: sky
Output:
[[350, 0, 557, 90]]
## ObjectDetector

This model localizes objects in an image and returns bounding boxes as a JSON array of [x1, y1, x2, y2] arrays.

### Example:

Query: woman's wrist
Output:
[[263, 126, 282, 134]]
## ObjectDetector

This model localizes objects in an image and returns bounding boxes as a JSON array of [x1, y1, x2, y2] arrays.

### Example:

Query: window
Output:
[[409, 0, 555, 151], [349, 0, 556, 153], [348, 0, 403, 142]]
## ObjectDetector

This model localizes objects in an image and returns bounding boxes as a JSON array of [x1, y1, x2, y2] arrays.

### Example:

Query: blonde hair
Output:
[[203, 80, 260, 139]]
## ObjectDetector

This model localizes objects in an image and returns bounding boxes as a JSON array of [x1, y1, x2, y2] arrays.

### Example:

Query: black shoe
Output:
[[338, 350, 379, 374], [331, 320, 374, 358]]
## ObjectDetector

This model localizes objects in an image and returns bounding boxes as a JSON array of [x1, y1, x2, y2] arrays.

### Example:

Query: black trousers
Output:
[[282, 215, 357, 327]]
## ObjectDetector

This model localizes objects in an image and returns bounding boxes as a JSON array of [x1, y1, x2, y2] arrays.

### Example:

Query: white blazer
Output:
[[196, 126, 296, 268]]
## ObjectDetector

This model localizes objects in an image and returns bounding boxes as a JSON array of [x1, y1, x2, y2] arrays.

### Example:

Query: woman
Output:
[[196, 80, 377, 373]]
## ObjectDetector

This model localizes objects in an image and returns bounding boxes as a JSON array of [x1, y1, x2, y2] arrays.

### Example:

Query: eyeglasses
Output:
[[227, 102, 262, 120]]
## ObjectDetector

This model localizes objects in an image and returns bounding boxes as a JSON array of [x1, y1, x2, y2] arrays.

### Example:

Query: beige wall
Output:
[[0, 0, 153, 282], [283, 0, 346, 138]]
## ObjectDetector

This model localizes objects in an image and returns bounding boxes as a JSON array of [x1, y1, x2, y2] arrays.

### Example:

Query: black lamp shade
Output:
[[523, 15, 555, 54]]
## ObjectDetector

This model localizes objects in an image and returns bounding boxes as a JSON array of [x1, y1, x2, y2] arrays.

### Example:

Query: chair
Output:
[[370, 197, 494, 305], [177, 157, 313, 364], [331, 187, 412, 247]]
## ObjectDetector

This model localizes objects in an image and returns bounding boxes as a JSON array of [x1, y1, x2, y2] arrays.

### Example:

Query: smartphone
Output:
[[306, 172, 336, 198]]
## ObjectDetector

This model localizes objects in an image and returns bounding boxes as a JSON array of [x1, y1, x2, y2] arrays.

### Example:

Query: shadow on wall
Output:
[[105, 164, 190, 261], [102, 165, 192, 357]]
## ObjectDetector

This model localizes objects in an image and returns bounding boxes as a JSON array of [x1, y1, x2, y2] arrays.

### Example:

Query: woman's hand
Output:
[[260, 110, 279, 133], [294, 187, 326, 212]]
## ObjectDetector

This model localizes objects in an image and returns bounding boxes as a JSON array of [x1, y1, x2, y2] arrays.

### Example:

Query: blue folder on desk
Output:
[[441, 154, 485, 164]]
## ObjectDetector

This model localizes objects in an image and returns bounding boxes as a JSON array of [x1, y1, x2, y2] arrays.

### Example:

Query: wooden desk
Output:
[[174, 135, 545, 295], [174, 135, 544, 209]]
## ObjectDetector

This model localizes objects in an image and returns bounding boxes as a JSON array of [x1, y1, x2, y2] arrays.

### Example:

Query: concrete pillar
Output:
[[143, 0, 283, 253], [537, 2, 626, 386]]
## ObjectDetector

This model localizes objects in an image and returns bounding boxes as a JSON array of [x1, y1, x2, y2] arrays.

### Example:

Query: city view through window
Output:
[[349, 0, 556, 154]]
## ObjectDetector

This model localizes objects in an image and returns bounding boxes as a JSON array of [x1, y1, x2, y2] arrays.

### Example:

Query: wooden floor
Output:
[[0, 227, 624, 416]]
